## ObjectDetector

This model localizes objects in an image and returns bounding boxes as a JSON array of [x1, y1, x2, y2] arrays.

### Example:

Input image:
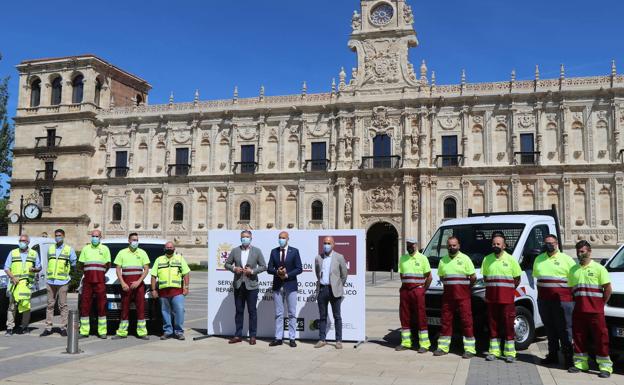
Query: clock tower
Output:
[[348, 0, 420, 91]]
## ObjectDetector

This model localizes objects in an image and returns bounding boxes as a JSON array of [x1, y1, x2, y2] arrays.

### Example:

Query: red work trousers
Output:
[[121, 281, 145, 321], [488, 303, 515, 340], [441, 296, 474, 337], [572, 311, 610, 357], [399, 287, 427, 331], [80, 282, 106, 317]]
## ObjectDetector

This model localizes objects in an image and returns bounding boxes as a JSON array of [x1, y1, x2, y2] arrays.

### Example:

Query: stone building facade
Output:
[[9, 0, 624, 265]]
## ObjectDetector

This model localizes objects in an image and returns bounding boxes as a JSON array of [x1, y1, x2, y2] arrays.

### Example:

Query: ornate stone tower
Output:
[[348, 0, 420, 92]]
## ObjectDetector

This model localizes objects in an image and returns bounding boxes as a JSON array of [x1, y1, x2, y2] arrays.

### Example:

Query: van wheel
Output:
[[514, 305, 535, 351]]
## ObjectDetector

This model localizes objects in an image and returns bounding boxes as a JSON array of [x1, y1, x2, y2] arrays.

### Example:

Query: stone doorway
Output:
[[366, 221, 399, 272]]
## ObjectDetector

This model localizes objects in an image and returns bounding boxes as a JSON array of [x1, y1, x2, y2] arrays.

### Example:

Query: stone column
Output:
[[534, 105, 543, 165], [613, 102, 621, 158], [161, 186, 169, 236], [418, 178, 429, 244], [62, 75, 73, 105], [562, 176, 572, 244], [297, 182, 305, 229], [226, 185, 234, 229], [560, 105, 569, 163], [430, 178, 438, 232], [511, 177, 520, 211], [402, 175, 413, 239], [428, 108, 437, 167], [351, 177, 361, 229], [484, 110, 493, 165], [336, 178, 346, 228], [276, 186, 283, 229], [461, 106, 470, 166], [207, 186, 214, 230], [255, 185, 263, 229]]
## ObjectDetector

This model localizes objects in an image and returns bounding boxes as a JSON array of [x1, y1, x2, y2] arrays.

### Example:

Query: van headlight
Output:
[[0, 275, 8, 289]]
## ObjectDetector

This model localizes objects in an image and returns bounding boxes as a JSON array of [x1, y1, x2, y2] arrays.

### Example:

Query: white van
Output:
[[423, 207, 562, 350], [0, 236, 56, 329], [602, 244, 624, 356], [78, 238, 167, 332]]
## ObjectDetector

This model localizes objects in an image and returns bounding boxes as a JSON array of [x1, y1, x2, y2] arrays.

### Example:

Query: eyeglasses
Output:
[[323, 242, 332, 245]]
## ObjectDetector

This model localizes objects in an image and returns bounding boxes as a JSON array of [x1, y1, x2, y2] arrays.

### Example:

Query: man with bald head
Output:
[[268, 231, 302, 347], [314, 236, 348, 349], [151, 241, 190, 340]]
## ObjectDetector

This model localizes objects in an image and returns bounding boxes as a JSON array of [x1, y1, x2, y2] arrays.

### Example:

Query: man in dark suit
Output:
[[224, 230, 267, 345], [314, 236, 348, 349], [267, 231, 302, 347]]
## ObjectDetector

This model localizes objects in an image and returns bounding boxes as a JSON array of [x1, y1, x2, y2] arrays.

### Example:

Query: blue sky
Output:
[[1, 0, 623, 118]]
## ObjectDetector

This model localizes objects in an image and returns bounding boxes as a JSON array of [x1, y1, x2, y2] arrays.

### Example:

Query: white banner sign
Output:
[[207, 229, 366, 342]]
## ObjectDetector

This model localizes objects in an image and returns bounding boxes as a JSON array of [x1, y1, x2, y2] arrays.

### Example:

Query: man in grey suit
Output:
[[225, 230, 267, 345], [314, 236, 348, 349]]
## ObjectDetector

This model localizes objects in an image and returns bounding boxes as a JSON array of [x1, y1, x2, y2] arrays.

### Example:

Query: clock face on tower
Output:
[[370, 3, 394, 26]]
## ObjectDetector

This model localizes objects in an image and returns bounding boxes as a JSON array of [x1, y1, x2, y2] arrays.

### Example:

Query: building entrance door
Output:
[[366, 221, 398, 272]]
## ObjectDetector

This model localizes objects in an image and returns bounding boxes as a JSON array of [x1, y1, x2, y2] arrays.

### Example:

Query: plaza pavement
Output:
[[0, 272, 623, 385]]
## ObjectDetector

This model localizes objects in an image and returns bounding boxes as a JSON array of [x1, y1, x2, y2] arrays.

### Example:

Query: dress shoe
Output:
[[249, 337, 256, 345], [433, 349, 447, 356], [137, 335, 150, 340], [335, 342, 343, 349], [269, 340, 283, 347], [228, 337, 242, 344], [568, 366, 581, 373], [505, 356, 515, 363], [98, 334, 107, 339], [541, 353, 559, 365], [485, 354, 497, 361], [289, 340, 297, 348], [314, 340, 327, 348], [40, 329, 54, 337], [59, 329, 67, 337]]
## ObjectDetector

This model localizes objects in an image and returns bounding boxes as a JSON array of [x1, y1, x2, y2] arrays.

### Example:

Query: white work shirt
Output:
[[241, 246, 250, 267], [320, 253, 333, 285]]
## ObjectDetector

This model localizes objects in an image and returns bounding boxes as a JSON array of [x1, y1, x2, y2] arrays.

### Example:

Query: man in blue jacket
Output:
[[268, 231, 302, 347]]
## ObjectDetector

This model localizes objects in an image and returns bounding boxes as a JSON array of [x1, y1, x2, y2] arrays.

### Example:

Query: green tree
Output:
[[0, 52, 14, 195]]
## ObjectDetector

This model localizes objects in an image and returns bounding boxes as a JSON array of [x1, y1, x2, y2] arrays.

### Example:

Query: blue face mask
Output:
[[323, 244, 332, 254], [130, 241, 139, 249], [278, 239, 287, 248], [91, 237, 100, 246], [18, 241, 28, 250], [55, 236, 64, 244], [241, 237, 251, 246]]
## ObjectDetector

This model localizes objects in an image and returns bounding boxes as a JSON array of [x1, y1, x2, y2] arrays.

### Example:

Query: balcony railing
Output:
[[514, 151, 540, 165], [167, 164, 191, 176], [34, 136, 62, 155], [304, 159, 330, 172], [435, 154, 465, 167], [107, 166, 129, 178], [234, 162, 258, 174], [360, 156, 401, 169], [36, 169, 57, 180]]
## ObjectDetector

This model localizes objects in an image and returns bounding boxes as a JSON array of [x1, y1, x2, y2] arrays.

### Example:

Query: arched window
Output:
[[173, 202, 184, 221], [30, 78, 41, 107], [71, 75, 84, 104], [51, 77, 62, 105], [443, 197, 457, 219], [239, 201, 251, 221], [136, 94, 143, 106], [112, 203, 122, 221], [94, 79, 102, 107], [311, 200, 323, 221]]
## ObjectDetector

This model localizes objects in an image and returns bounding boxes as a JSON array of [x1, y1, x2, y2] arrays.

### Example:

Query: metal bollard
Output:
[[371, 271, 376, 286], [66, 309, 80, 354]]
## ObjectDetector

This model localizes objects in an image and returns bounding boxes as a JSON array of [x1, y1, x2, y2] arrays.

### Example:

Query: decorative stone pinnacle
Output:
[[612, 60, 617, 77], [169, 91, 174, 105], [302, 81, 307, 95], [259, 85, 265, 101], [233, 86, 239, 103], [331, 78, 336, 94], [461, 69, 466, 85], [194, 89, 199, 103], [511, 69, 516, 82], [420, 60, 428, 83], [560, 63, 565, 80], [535, 64, 540, 81], [339, 67, 346, 88], [109, 95, 115, 109]]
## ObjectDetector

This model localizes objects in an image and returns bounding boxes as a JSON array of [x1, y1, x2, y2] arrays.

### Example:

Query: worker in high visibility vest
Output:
[[151, 241, 190, 340], [78, 229, 111, 338], [434, 236, 477, 358], [396, 237, 432, 352], [482, 234, 521, 363], [532, 234, 575, 368], [112, 233, 150, 340], [567, 240, 613, 378], [4, 234, 41, 336], [40, 229, 77, 337]]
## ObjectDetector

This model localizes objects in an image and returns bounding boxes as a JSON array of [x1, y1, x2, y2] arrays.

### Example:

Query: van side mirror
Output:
[[521, 248, 541, 270], [600, 258, 608, 266]]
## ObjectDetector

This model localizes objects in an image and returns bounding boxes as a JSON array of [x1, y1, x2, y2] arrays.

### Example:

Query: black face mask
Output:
[[492, 246, 502, 254], [165, 249, 175, 255], [544, 244, 556, 253], [448, 247, 459, 256], [407, 246, 415, 254]]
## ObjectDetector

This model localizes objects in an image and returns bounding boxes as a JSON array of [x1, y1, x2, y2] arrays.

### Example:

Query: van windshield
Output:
[[104, 243, 164, 267], [606, 247, 624, 272], [423, 223, 525, 268], [0, 244, 17, 268]]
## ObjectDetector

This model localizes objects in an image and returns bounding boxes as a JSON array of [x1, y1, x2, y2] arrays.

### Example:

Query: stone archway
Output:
[[366, 221, 399, 272]]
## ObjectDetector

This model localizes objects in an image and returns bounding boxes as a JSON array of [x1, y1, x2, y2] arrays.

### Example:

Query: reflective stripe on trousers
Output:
[[489, 338, 501, 357]]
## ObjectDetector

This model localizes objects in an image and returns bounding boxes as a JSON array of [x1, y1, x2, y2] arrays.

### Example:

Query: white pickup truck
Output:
[[423, 207, 563, 351], [602, 244, 624, 357]]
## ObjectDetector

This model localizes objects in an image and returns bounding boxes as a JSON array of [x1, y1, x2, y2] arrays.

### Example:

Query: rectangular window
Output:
[[42, 190, 52, 208], [44, 161, 54, 180], [310, 142, 327, 171], [520, 133, 535, 164], [46, 129, 56, 147], [240, 145, 255, 174], [115, 151, 128, 177], [175, 148, 189, 176], [441, 135, 458, 166], [372, 134, 392, 168]]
